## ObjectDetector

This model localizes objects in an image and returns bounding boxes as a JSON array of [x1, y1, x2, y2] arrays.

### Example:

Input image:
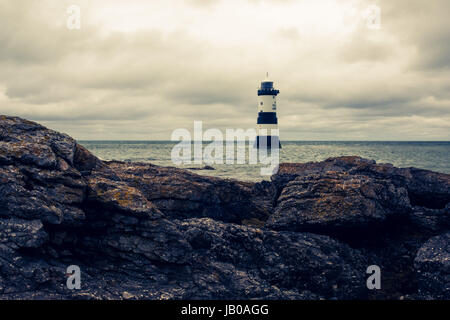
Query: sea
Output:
[[80, 141, 450, 182]]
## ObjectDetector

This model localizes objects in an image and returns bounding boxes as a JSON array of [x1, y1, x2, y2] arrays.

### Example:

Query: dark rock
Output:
[[93, 161, 271, 223], [273, 156, 450, 211], [410, 204, 450, 233], [267, 171, 411, 232], [179, 218, 367, 299], [414, 232, 450, 299], [0, 218, 48, 248], [186, 165, 215, 170], [73, 144, 102, 172], [0, 116, 449, 300], [86, 175, 163, 218], [0, 115, 77, 167], [268, 156, 449, 299]]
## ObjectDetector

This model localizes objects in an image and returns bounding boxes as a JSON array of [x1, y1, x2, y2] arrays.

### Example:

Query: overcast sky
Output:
[[0, 0, 449, 140]]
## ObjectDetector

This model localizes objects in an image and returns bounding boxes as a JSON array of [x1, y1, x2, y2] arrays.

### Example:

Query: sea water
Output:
[[80, 141, 450, 182]]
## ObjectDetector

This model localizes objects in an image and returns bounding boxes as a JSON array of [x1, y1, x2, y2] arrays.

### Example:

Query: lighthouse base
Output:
[[254, 136, 282, 149]]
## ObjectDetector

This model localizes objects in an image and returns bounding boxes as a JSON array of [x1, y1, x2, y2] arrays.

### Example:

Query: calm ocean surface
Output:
[[80, 141, 450, 182]]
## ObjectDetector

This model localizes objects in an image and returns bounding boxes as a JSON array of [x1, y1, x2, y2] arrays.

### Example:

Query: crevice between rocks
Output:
[[408, 191, 449, 209]]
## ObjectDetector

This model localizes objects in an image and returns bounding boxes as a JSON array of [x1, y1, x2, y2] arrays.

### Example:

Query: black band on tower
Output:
[[255, 135, 282, 148], [257, 88, 280, 96], [257, 112, 278, 124]]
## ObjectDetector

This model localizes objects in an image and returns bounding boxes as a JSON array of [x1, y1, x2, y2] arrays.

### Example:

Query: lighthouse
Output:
[[255, 75, 281, 148]]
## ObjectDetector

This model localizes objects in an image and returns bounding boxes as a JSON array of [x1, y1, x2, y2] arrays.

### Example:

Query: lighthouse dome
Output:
[[260, 80, 274, 90]]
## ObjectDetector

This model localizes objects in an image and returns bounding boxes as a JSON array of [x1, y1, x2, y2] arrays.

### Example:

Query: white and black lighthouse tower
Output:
[[255, 75, 281, 148]]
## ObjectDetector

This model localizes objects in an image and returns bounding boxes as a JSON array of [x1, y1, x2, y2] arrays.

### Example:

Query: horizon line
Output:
[[77, 140, 450, 142]]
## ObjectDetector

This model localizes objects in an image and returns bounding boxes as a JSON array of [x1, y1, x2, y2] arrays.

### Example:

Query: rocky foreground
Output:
[[0, 115, 449, 300]]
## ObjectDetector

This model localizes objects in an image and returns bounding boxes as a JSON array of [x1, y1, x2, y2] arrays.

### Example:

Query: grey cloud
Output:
[[338, 30, 395, 64], [378, 0, 450, 71], [0, 0, 449, 140]]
